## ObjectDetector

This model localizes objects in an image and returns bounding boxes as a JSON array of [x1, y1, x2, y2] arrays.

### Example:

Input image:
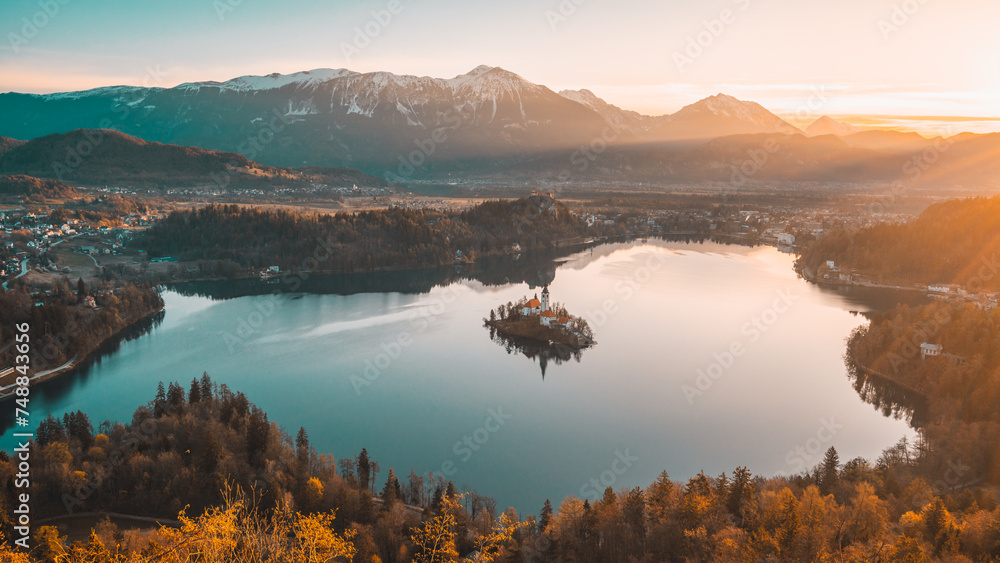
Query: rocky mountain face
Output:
[[2, 66, 998, 189], [0, 67, 800, 177]]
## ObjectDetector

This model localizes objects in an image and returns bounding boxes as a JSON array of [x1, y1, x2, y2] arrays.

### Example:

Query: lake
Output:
[[2, 240, 921, 514]]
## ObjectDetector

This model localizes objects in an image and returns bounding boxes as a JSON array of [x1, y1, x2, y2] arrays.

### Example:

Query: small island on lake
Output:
[[483, 286, 595, 350]]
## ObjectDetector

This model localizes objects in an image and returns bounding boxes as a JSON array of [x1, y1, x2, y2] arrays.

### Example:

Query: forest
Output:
[[0, 175, 80, 201], [847, 300, 1000, 486], [5, 373, 1000, 562], [797, 195, 1000, 290], [0, 278, 163, 373], [135, 195, 623, 277]]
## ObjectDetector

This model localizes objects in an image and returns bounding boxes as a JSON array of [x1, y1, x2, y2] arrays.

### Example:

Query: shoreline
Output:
[[484, 318, 594, 350], [0, 305, 165, 401], [156, 236, 630, 286], [156, 233, 755, 288], [846, 353, 929, 401]]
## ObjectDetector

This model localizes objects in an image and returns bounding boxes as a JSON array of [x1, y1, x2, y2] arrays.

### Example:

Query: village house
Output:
[[921, 343, 943, 359]]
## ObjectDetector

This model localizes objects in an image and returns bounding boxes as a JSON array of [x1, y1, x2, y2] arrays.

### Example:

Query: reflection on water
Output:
[[845, 359, 929, 427], [0, 310, 165, 434], [169, 248, 563, 301], [486, 325, 586, 378], [1, 239, 929, 514]]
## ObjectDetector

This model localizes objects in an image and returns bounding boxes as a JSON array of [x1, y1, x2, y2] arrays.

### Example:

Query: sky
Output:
[[1, 0, 999, 133]]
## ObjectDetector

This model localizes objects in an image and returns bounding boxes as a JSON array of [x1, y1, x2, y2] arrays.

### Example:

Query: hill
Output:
[[797, 195, 1000, 289], [0, 129, 391, 190], [3, 67, 999, 187], [0, 174, 80, 198], [0, 136, 25, 156], [0, 67, 820, 180], [137, 194, 619, 275]]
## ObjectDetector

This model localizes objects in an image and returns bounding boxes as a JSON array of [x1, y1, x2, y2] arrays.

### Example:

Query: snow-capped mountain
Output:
[[0, 67, 811, 177], [805, 116, 860, 137], [558, 89, 658, 138]]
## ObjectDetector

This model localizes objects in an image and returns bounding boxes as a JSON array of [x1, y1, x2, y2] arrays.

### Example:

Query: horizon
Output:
[[3, 64, 1000, 138], [1, 0, 998, 135]]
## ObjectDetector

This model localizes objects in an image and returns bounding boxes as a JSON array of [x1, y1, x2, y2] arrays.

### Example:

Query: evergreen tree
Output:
[[539, 499, 553, 532], [199, 371, 213, 401], [820, 447, 840, 495], [382, 468, 400, 506], [154, 381, 166, 417], [36, 414, 66, 447], [188, 377, 202, 404], [356, 448, 371, 493]]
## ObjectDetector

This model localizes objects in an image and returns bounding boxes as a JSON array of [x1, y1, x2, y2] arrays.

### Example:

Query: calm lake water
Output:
[[3, 240, 920, 514]]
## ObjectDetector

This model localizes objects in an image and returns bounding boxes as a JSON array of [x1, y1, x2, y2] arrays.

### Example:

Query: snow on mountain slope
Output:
[[559, 89, 656, 136], [179, 68, 358, 92]]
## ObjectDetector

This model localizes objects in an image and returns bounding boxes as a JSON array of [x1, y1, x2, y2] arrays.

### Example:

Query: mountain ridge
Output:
[[0, 66, 804, 175], [3, 66, 998, 187]]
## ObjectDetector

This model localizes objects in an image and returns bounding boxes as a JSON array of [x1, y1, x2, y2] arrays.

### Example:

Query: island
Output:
[[483, 286, 595, 376], [484, 286, 595, 349]]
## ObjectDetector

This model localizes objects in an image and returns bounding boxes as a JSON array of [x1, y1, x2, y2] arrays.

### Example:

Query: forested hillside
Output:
[[4, 373, 1000, 561], [798, 196, 1000, 290], [848, 300, 1000, 483], [0, 279, 163, 372], [0, 175, 80, 199], [137, 195, 618, 274]]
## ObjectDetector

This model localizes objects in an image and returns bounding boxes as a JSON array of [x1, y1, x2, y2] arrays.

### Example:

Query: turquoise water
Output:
[[2, 240, 918, 514]]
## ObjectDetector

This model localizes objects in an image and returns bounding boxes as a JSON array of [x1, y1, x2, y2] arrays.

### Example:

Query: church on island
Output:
[[522, 287, 572, 329]]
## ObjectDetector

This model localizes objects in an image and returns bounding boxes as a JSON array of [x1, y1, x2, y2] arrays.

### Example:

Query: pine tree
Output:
[[356, 448, 371, 493], [382, 468, 400, 506], [923, 497, 948, 542], [539, 499, 553, 532], [199, 371, 213, 401], [819, 447, 840, 495], [154, 381, 166, 417], [188, 377, 202, 404]]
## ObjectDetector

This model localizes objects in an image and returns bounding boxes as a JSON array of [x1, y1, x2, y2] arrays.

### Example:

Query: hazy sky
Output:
[[2, 0, 998, 130]]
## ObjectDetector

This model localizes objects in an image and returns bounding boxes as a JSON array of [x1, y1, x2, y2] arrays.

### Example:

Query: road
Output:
[[1, 257, 29, 291], [2, 232, 88, 291]]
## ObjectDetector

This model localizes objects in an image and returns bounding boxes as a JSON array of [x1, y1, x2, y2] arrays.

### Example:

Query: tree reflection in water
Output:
[[845, 357, 928, 428], [486, 325, 588, 378]]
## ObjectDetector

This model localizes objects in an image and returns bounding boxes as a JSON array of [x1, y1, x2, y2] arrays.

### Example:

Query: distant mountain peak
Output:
[[652, 93, 802, 140], [179, 68, 357, 92], [805, 116, 860, 137]]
